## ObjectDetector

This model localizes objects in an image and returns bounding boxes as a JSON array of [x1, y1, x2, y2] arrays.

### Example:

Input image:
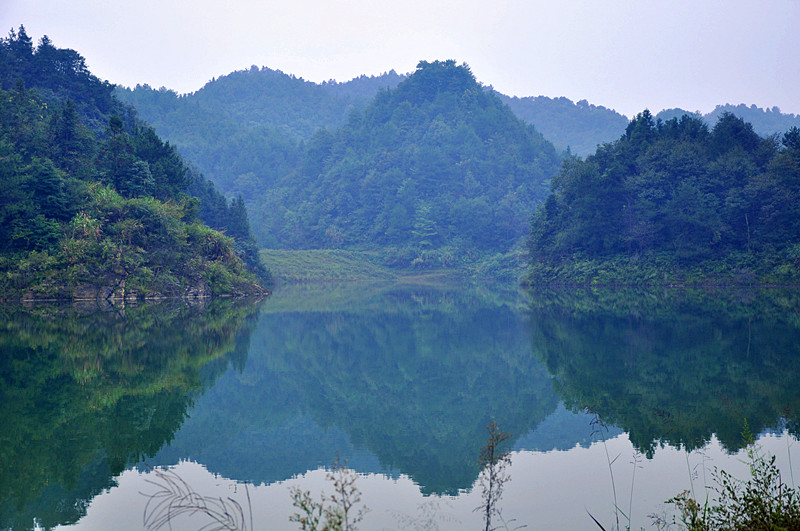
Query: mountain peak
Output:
[[393, 60, 479, 104]]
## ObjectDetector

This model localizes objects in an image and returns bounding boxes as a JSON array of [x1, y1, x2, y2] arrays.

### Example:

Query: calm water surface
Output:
[[1, 283, 798, 530]]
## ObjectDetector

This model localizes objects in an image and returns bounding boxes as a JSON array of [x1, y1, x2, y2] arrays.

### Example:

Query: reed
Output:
[[140, 465, 252, 531]]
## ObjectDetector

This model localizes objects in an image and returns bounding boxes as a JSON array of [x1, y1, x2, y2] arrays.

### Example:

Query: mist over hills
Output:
[[116, 59, 800, 282], [7, 21, 796, 283], [118, 64, 800, 167], [656, 104, 800, 140], [121, 61, 563, 268]]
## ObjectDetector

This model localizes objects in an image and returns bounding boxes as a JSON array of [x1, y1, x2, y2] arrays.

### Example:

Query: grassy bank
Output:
[[525, 249, 800, 288], [259, 248, 529, 285], [258, 249, 399, 283]]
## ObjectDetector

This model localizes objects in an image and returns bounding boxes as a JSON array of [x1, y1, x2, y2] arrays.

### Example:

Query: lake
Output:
[[1, 282, 798, 530]]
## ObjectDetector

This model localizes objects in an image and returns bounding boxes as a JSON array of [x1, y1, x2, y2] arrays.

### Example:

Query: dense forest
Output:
[[657, 104, 800, 140], [118, 59, 800, 283], [9, 23, 800, 285], [528, 110, 800, 285], [257, 60, 561, 268], [0, 26, 269, 300], [115, 68, 405, 207], [121, 70, 800, 186], [122, 61, 562, 269], [504, 99, 800, 158]]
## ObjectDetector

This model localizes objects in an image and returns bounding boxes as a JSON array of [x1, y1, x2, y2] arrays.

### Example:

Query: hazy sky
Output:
[[3, 0, 799, 118]]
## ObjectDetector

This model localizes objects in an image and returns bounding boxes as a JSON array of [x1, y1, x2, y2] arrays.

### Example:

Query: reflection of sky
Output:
[[62, 432, 799, 531]]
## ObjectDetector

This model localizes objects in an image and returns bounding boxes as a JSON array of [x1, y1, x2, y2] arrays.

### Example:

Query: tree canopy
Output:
[[0, 27, 269, 299], [256, 60, 561, 267], [528, 110, 800, 284]]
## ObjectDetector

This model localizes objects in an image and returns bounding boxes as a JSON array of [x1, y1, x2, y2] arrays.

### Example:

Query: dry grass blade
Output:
[[586, 510, 608, 531], [140, 465, 250, 531]]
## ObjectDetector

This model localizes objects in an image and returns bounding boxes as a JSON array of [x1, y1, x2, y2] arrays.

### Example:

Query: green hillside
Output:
[[115, 68, 404, 205], [657, 104, 800, 140], [0, 27, 269, 300], [527, 111, 800, 285], [498, 94, 629, 156], [256, 60, 561, 268]]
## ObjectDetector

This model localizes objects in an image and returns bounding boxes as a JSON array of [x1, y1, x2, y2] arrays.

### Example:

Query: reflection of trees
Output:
[[528, 288, 800, 457], [155, 287, 559, 495], [0, 299, 261, 530]]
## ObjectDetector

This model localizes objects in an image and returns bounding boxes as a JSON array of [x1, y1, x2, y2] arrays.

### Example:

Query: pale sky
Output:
[[2, 0, 799, 118]]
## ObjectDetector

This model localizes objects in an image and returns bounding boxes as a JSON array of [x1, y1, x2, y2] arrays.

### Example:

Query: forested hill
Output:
[[190, 66, 405, 138], [258, 60, 562, 268], [115, 69, 404, 207], [0, 26, 269, 300], [497, 94, 629, 156], [657, 104, 800, 140], [528, 110, 800, 285], [503, 97, 800, 158]]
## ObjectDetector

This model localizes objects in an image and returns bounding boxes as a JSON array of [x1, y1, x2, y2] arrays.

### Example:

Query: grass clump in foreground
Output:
[[652, 425, 800, 531]]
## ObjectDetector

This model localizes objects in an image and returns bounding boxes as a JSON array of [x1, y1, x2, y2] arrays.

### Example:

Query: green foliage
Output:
[[659, 439, 800, 530], [258, 60, 560, 267], [1, 26, 131, 132], [529, 111, 800, 285], [115, 69, 405, 246], [497, 98, 800, 160], [0, 28, 270, 298], [702, 104, 800, 140], [118, 60, 562, 271]]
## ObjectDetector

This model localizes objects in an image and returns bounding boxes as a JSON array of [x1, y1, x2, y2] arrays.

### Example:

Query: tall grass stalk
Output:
[[787, 432, 796, 489], [686, 452, 696, 501], [588, 410, 628, 530]]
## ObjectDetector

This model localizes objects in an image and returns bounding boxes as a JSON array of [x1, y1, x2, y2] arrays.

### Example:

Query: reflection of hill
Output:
[[0, 299, 261, 530], [528, 288, 800, 457], [153, 283, 559, 495], [514, 403, 622, 452]]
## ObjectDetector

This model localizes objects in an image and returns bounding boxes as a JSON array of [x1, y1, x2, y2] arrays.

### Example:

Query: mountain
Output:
[[116, 68, 406, 246], [120, 61, 562, 268], [115, 68, 404, 191], [527, 110, 800, 285], [497, 94, 629, 156], [255, 60, 561, 267], [118, 66, 405, 142], [189, 65, 405, 139], [503, 98, 800, 159], [0, 26, 269, 300], [657, 104, 800, 139]]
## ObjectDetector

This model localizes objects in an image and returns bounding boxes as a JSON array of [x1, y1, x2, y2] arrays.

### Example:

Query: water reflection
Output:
[[0, 299, 262, 530], [151, 283, 558, 495], [1, 284, 799, 529], [527, 287, 800, 456]]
